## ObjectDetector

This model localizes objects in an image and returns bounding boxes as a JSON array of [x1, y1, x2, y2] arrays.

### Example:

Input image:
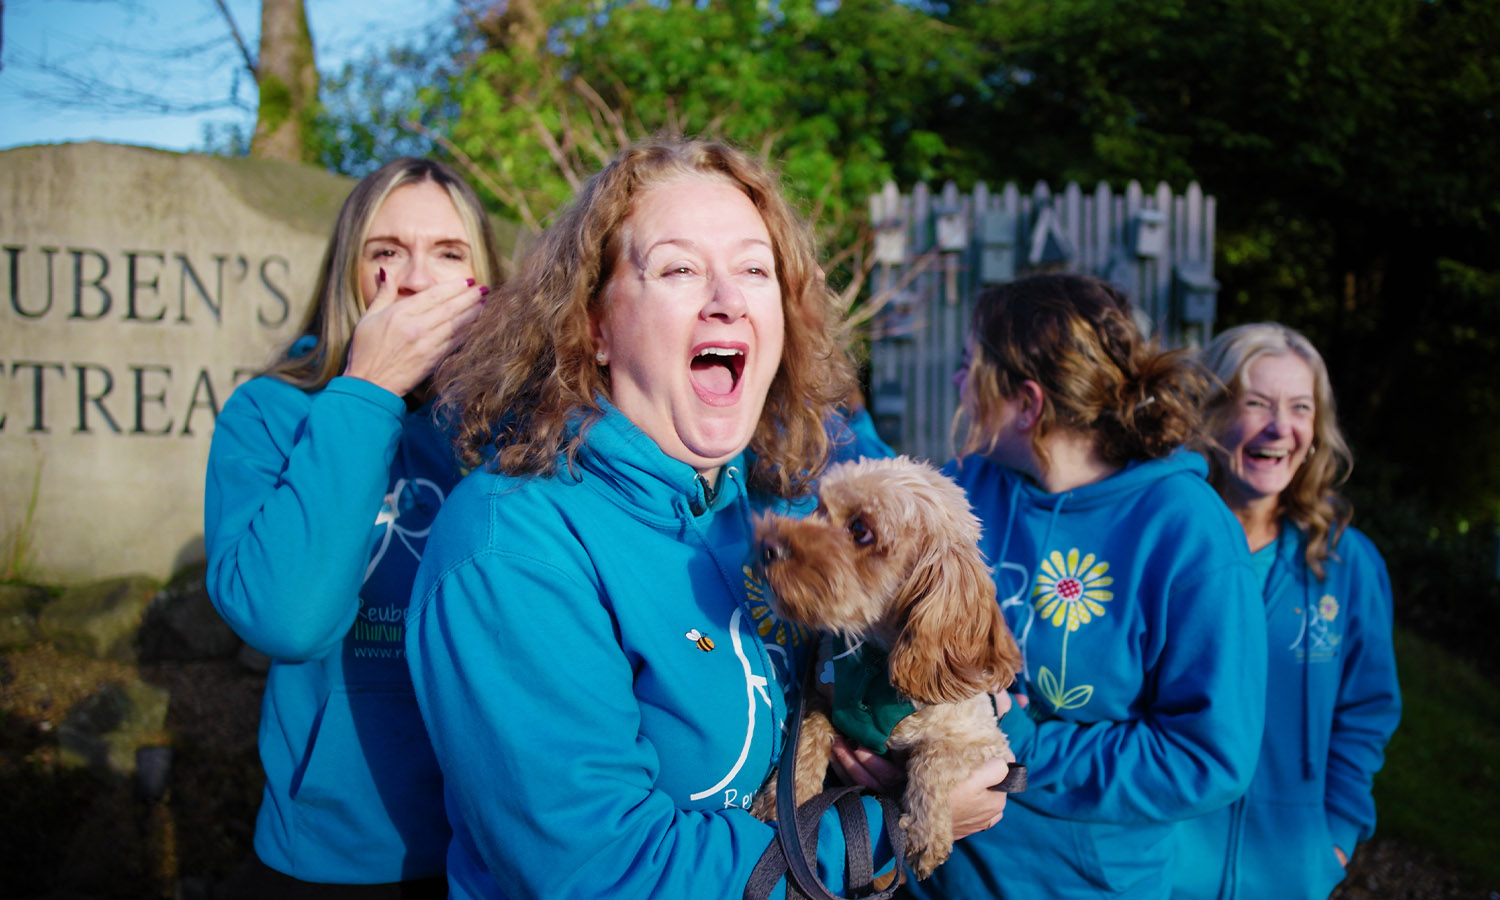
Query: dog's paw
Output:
[[898, 812, 953, 880]]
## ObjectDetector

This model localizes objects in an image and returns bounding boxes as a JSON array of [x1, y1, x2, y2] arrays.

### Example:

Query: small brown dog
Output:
[[750, 456, 1023, 879]]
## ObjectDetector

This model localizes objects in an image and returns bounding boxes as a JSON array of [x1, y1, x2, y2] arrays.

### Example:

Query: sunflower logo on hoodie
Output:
[[1032, 548, 1114, 711]]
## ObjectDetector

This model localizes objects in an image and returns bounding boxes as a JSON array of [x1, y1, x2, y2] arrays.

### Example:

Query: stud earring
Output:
[[595, 351, 608, 365]]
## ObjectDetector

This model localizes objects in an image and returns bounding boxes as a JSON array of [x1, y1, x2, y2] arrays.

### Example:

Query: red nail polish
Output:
[[466, 278, 476, 287], [378, 268, 386, 285], [479, 285, 490, 296]]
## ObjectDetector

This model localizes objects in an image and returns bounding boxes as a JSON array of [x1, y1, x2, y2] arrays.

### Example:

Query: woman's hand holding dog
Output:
[[950, 756, 1012, 836], [829, 685, 1015, 841], [830, 735, 905, 793]]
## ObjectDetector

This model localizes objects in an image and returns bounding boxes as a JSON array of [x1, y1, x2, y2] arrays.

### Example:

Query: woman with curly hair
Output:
[[906, 273, 1268, 900], [1173, 323, 1401, 900], [405, 137, 1011, 899]]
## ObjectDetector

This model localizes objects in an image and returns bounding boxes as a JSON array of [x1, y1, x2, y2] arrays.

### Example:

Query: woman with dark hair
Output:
[[204, 157, 499, 897], [407, 137, 1012, 899], [908, 273, 1267, 900], [1173, 323, 1400, 900]]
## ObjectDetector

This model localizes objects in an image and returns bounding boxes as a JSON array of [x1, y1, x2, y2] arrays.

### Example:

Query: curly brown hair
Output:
[[1196, 322, 1353, 577], [435, 137, 856, 499], [956, 273, 1209, 469]]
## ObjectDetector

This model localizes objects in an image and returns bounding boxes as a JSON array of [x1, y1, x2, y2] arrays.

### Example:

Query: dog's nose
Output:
[[760, 538, 788, 566]]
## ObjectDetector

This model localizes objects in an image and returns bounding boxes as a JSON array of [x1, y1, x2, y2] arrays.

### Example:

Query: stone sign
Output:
[[1, 142, 355, 583]]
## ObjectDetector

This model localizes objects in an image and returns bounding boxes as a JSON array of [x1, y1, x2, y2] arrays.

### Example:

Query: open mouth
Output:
[[1246, 447, 1289, 462], [689, 344, 746, 403]]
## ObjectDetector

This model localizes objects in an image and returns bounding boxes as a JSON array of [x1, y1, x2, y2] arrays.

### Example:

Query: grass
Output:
[[1, 456, 44, 582], [1374, 626, 1500, 890]]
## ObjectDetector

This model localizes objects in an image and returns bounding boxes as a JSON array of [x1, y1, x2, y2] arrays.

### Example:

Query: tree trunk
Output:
[[249, 0, 318, 162]]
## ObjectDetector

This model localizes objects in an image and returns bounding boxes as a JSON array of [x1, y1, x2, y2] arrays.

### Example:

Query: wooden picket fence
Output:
[[862, 179, 1218, 462]]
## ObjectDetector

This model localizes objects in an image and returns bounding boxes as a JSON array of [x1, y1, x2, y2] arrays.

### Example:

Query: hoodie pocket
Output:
[[1240, 799, 1348, 900], [290, 687, 448, 877], [1070, 819, 1175, 893]]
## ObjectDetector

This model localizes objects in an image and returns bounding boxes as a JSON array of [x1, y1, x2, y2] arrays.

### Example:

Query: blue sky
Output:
[[1, 0, 453, 152]]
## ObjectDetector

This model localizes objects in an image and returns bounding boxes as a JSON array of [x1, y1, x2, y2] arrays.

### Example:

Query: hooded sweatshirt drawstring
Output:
[[1302, 572, 1315, 781], [1010, 489, 1069, 680], [994, 487, 1022, 576]]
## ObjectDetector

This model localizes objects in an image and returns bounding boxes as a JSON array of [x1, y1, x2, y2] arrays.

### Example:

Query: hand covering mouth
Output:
[[690, 346, 745, 397]]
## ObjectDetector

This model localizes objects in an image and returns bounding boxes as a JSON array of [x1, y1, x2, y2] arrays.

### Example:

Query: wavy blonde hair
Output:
[[263, 157, 501, 391], [1197, 322, 1353, 577], [955, 273, 1209, 469], [436, 137, 855, 499]]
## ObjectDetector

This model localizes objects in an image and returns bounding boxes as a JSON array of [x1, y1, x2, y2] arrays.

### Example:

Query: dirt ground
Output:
[[1, 647, 1492, 899]]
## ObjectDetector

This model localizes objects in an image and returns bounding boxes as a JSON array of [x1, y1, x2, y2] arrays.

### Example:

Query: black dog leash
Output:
[[745, 685, 907, 900], [745, 678, 1027, 899]]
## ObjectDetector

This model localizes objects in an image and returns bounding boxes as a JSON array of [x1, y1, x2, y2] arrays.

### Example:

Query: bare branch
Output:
[[402, 118, 543, 232], [826, 223, 873, 283], [6, 3, 254, 118], [525, 104, 583, 191], [578, 99, 622, 168], [841, 248, 941, 333], [572, 76, 629, 145], [211, 0, 258, 79], [13, 55, 252, 114], [804, 153, 838, 229]]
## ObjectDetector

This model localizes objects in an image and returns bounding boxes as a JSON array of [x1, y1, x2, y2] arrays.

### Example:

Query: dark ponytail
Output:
[[964, 273, 1208, 466]]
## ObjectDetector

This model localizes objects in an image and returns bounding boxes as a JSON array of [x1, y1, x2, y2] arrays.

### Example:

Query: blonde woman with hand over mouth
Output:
[[205, 157, 499, 899]]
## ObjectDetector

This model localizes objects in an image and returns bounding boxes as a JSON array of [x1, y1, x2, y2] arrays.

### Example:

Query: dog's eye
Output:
[[848, 516, 875, 547]]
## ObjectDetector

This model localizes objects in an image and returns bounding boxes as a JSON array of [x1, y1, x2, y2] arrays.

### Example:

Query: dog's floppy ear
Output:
[[889, 542, 1021, 705]]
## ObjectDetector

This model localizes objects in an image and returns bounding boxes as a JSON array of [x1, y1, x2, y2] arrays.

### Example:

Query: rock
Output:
[[37, 574, 161, 662], [0, 582, 48, 647], [138, 564, 241, 662], [57, 678, 171, 777]]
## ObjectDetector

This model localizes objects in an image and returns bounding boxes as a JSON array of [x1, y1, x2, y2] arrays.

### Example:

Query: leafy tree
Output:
[[419, 0, 979, 282], [309, 21, 467, 176], [321, 0, 1499, 534], [939, 0, 1500, 522]]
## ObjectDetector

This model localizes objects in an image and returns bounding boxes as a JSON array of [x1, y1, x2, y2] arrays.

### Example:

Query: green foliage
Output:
[[256, 74, 293, 135], [422, 0, 979, 256], [1375, 627, 1500, 888], [1345, 454, 1500, 685], [320, 0, 1500, 622], [936, 0, 1500, 524], [308, 20, 468, 177]]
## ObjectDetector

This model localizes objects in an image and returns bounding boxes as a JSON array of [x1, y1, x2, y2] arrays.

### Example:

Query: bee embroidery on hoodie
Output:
[[685, 629, 715, 652]]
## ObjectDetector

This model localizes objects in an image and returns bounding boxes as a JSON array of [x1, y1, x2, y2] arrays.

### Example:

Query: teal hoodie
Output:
[[406, 402, 893, 900], [908, 449, 1267, 900], [1172, 522, 1401, 900], [204, 369, 457, 883]]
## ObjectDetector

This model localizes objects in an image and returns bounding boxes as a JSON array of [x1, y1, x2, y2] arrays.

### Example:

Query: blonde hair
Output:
[[1197, 322, 1353, 577], [263, 157, 501, 390], [436, 137, 856, 499], [955, 273, 1208, 468]]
